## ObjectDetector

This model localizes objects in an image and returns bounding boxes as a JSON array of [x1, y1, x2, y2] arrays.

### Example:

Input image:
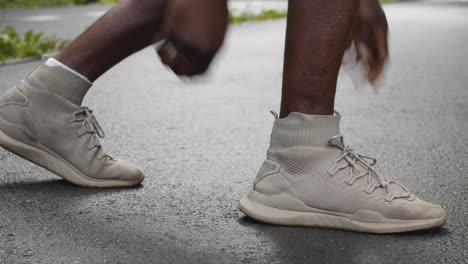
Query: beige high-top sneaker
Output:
[[239, 112, 445, 233], [0, 63, 144, 187]]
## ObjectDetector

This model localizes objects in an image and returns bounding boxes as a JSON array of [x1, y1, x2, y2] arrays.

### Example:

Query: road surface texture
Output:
[[0, 1, 467, 263]]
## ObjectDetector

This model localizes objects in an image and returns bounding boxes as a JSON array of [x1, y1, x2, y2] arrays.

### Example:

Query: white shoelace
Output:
[[67, 106, 112, 160], [327, 135, 413, 202]]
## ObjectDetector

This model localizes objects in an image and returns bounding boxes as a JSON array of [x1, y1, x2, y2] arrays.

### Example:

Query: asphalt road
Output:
[[0, 1, 467, 264]]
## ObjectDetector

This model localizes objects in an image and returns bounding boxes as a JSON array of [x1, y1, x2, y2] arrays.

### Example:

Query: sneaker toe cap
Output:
[[418, 203, 446, 220], [112, 159, 145, 184], [394, 199, 446, 221]]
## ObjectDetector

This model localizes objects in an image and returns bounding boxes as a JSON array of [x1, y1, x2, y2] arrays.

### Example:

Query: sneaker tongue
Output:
[[26, 63, 92, 106]]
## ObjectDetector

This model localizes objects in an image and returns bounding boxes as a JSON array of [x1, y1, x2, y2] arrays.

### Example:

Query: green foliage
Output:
[[0, 26, 67, 63], [230, 10, 287, 24], [97, 0, 119, 4], [0, 0, 96, 8], [0, 0, 123, 8]]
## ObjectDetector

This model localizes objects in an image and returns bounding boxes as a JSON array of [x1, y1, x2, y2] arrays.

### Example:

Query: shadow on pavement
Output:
[[0, 178, 236, 263], [238, 215, 449, 264], [0, 178, 143, 191]]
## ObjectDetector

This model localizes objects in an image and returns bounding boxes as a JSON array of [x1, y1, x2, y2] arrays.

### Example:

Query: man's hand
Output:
[[156, 0, 229, 76], [352, 0, 389, 84]]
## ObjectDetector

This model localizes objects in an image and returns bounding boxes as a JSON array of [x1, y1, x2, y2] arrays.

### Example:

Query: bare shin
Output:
[[280, 0, 360, 117], [56, 0, 167, 81]]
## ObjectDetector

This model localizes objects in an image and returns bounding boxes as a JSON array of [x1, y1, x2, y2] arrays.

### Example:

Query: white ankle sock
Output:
[[44, 58, 92, 84]]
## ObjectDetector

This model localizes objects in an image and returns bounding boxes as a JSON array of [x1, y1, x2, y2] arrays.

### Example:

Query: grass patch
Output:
[[0, 0, 115, 8], [0, 0, 97, 9], [0, 26, 68, 63], [230, 10, 287, 24], [96, 0, 118, 4]]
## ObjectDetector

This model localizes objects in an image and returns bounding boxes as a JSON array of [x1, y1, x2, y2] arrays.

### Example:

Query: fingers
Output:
[[351, 1, 389, 85], [371, 28, 388, 82], [158, 40, 178, 68], [158, 40, 194, 76], [355, 25, 388, 84], [158, 38, 214, 77], [367, 24, 388, 83], [172, 53, 195, 76]]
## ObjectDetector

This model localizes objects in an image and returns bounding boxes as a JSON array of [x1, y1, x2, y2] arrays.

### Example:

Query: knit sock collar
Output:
[[25, 63, 92, 106], [270, 112, 341, 148]]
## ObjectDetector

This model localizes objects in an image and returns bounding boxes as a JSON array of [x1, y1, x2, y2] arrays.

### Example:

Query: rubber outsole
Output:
[[239, 196, 446, 234], [0, 128, 144, 188]]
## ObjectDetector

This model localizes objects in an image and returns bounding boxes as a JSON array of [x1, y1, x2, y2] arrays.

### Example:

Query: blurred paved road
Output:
[[0, 1, 467, 264]]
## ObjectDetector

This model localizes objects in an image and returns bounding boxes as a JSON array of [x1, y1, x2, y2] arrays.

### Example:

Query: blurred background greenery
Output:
[[0, 26, 67, 63], [0, 0, 113, 8], [0, 0, 394, 9]]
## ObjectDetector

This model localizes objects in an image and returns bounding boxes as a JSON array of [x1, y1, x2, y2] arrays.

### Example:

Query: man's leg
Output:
[[280, 0, 357, 116], [57, 0, 166, 81], [0, 0, 167, 187], [239, 0, 446, 233]]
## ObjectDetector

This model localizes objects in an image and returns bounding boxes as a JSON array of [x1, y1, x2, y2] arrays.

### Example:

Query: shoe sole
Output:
[[239, 195, 446, 234], [0, 128, 144, 188]]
